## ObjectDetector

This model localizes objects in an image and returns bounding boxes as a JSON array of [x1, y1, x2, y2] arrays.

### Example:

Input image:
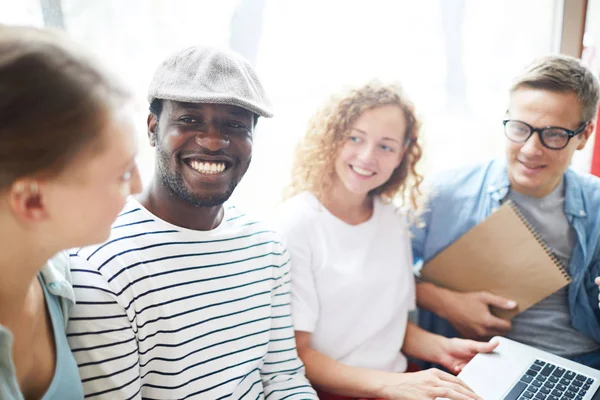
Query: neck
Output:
[[0, 216, 51, 319], [322, 184, 374, 225], [138, 177, 224, 231]]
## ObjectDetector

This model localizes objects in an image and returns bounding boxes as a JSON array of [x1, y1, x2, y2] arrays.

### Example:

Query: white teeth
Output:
[[189, 161, 226, 174], [351, 165, 375, 176]]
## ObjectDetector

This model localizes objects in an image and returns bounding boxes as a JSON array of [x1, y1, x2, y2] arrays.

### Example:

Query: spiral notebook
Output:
[[419, 200, 571, 320]]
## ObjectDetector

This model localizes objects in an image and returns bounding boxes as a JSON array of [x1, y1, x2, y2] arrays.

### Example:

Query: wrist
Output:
[[372, 372, 402, 399], [430, 285, 459, 320], [415, 332, 450, 365], [431, 336, 452, 365]]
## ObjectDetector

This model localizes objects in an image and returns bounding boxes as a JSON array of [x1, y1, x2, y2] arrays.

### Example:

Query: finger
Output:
[[450, 341, 498, 371], [447, 361, 466, 374], [471, 337, 499, 353], [595, 277, 600, 286], [435, 369, 474, 391], [484, 315, 512, 332], [447, 338, 500, 374], [454, 361, 468, 373], [434, 381, 482, 400], [480, 292, 517, 309]]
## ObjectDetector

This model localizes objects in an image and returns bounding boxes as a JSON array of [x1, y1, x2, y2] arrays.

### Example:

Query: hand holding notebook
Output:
[[419, 200, 571, 320]]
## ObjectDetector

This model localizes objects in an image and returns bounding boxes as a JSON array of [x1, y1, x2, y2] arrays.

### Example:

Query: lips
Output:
[[180, 152, 236, 184], [350, 164, 376, 177], [517, 159, 547, 177], [519, 159, 545, 170], [182, 152, 234, 169], [181, 151, 233, 163]]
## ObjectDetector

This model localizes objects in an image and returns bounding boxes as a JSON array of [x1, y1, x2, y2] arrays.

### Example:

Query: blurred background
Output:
[[2, 0, 599, 218]]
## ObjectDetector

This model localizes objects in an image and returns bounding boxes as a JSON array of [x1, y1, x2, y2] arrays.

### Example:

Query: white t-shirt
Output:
[[277, 192, 416, 372]]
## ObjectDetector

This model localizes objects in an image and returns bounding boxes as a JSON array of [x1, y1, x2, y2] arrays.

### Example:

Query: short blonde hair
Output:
[[286, 81, 424, 212], [510, 55, 600, 122]]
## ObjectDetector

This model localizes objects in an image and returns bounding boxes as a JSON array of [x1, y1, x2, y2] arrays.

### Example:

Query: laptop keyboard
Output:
[[504, 359, 595, 400]]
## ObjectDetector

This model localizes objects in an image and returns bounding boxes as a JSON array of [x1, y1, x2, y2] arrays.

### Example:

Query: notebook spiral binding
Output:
[[505, 200, 572, 283]]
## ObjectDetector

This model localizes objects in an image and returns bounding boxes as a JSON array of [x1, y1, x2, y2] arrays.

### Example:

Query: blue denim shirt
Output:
[[411, 159, 600, 360], [0, 251, 80, 400]]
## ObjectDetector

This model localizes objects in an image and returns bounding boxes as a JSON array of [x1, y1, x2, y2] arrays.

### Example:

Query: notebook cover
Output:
[[419, 200, 571, 320]]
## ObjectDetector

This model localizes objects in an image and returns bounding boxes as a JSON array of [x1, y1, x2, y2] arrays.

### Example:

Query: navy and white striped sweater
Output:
[[67, 199, 316, 400]]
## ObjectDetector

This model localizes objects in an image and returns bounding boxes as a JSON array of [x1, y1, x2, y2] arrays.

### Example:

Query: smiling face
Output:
[[333, 105, 407, 200], [506, 88, 594, 197], [148, 101, 253, 207]]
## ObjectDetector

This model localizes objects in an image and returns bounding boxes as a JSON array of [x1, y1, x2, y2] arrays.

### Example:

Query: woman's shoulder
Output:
[[277, 192, 324, 234], [279, 192, 323, 219], [375, 197, 409, 224]]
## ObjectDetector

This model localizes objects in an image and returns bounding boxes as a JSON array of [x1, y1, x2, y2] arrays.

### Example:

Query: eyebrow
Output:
[[176, 103, 252, 119], [351, 127, 402, 144]]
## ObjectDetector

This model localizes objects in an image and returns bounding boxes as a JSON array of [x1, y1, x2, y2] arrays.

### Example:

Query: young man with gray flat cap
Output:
[[67, 46, 317, 400]]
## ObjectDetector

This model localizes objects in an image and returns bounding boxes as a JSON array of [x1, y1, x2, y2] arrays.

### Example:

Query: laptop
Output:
[[452, 336, 600, 400]]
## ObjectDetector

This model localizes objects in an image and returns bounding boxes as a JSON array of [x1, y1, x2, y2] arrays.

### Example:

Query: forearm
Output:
[[416, 281, 455, 318], [298, 346, 393, 398], [401, 322, 446, 365]]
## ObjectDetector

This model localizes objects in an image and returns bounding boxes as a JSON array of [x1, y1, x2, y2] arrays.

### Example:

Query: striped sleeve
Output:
[[261, 241, 317, 399], [67, 255, 142, 400]]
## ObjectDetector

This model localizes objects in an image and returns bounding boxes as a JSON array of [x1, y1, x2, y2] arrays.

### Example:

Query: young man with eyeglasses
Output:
[[412, 55, 600, 368]]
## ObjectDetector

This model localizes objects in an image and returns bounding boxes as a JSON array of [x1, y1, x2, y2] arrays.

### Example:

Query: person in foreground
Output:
[[413, 55, 600, 368], [277, 81, 497, 400], [66, 46, 317, 399], [0, 26, 141, 399]]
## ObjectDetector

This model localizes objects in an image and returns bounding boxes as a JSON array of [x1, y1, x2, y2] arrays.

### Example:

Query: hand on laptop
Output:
[[437, 337, 499, 374], [378, 368, 483, 400], [442, 290, 516, 340]]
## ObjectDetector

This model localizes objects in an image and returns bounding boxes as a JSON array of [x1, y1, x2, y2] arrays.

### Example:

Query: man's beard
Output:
[[156, 147, 250, 207]]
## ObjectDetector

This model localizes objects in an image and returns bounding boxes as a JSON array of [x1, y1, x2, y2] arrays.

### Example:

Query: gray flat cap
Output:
[[148, 46, 273, 118]]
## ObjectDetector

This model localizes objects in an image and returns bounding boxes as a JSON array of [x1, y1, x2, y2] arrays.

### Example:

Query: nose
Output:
[[119, 164, 143, 198], [357, 142, 377, 163], [520, 131, 544, 156], [195, 124, 229, 152]]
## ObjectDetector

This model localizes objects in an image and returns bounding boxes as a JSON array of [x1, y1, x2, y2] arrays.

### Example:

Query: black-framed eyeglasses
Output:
[[503, 119, 588, 150]]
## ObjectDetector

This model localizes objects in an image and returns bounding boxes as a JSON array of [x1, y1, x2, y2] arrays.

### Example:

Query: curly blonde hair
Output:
[[286, 81, 424, 212]]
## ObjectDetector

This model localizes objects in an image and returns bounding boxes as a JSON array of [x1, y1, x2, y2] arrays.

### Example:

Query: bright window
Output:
[[1, 0, 563, 218]]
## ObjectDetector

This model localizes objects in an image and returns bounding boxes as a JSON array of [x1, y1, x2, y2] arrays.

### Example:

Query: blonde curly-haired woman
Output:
[[278, 81, 496, 400]]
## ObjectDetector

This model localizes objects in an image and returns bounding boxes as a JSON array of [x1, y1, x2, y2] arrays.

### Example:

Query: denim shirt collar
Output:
[[39, 251, 75, 326], [487, 159, 511, 203], [486, 159, 588, 219], [0, 252, 74, 330], [563, 169, 588, 218]]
